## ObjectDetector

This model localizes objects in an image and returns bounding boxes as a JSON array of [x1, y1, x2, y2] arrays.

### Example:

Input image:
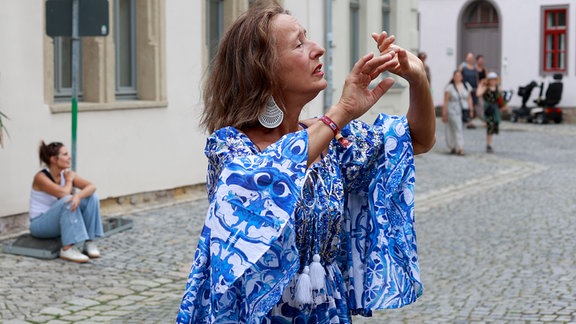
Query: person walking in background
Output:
[[476, 54, 488, 82], [459, 52, 479, 129], [177, 1, 435, 323], [442, 70, 473, 156], [418, 51, 431, 85], [475, 54, 489, 126], [477, 72, 506, 153], [29, 141, 104, 263]]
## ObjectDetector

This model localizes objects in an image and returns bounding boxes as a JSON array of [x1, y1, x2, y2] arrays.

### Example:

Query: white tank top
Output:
[[29, 169, 65, 219]]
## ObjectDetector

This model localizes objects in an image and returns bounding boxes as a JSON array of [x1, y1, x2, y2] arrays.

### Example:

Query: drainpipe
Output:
[[323, 0, 333, 112]]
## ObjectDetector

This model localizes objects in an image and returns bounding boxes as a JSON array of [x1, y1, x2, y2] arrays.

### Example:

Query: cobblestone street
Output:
[[2, 118, 575, 323]]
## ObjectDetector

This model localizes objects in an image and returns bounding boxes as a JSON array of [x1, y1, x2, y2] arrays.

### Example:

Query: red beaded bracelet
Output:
[[319, 115, 340, 137], [319, 115, 351, 148]]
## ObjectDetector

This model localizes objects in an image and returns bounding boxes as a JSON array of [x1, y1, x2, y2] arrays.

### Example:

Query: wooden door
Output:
[[459, 1, 501, 75]]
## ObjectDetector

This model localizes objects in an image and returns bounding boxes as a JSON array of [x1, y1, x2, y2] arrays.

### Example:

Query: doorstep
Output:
[[1, 217, 133, 259]]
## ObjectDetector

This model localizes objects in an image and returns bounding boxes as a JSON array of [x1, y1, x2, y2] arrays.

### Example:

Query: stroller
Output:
[[511, 74, 563, 124]]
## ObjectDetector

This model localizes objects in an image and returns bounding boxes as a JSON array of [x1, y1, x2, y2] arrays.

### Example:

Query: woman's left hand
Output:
[[371, 32, 428, 86], [372, 31, 436, 154], [66, 194, 81, 212]]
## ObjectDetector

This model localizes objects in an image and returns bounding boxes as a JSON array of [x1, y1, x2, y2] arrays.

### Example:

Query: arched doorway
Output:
[[459, 0, 501, 75]]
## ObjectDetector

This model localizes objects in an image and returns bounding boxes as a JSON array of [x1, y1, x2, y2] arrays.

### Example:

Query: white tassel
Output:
[[309, 254, 326, 290], [295, 266, 313, 304]]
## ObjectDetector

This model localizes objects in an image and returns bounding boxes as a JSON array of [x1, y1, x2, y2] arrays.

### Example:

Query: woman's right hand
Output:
[[330, 51, 397, 126], [66, 194, 81, 211], [476, 79, 488, 96], [307, 52, 396, 167], [64, 170, 76, 183]]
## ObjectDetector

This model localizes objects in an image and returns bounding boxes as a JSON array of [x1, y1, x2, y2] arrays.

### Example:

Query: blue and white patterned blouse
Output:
[[177, 114, 422, 324]]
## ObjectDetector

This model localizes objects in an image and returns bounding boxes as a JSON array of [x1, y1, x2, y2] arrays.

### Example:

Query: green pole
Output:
[[71, 0, 79, 171], [71, 96, 78, 171]]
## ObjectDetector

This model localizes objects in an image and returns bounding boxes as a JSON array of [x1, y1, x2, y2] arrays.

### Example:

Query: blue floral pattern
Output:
[[177, 114, 422, 324]]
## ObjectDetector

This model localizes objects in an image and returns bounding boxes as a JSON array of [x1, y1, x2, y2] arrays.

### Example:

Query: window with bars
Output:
[[542, 7, 567, 73]]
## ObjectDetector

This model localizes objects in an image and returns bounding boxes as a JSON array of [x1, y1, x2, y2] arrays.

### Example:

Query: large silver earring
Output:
[[258, 97, 284, 128]]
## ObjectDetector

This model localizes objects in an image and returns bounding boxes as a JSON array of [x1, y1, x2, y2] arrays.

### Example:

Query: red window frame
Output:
[[542, 8, 567, 73]]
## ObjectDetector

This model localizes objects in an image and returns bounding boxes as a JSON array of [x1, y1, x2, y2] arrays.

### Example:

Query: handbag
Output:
[[454, 83, 470, 123], [497, 90, 506, 108]]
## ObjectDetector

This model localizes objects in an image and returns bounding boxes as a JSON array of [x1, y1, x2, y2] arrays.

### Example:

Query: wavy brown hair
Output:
[[200, 1, 288, 133]]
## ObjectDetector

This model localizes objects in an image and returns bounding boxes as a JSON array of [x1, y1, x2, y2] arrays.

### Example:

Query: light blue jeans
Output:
[[29, 193, 104, 246]]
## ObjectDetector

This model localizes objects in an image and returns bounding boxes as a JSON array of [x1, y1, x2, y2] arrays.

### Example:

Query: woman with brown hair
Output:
[[29, 141, 104, 263], [442, 70, 473, 155], [177, 1, 435, 323]]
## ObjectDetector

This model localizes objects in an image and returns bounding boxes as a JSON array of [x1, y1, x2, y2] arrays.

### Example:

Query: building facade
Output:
[[0, 0, 419, 236], [420, 0, 576, 109]]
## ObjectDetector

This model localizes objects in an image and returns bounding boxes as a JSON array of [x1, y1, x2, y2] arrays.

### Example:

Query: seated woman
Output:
[[29, 141, 104, 263]]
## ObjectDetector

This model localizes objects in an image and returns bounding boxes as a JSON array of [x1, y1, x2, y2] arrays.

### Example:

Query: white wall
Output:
[[419, 0, 464, 107], [420, 0, 576, 108], [0, 2, 56, 215]]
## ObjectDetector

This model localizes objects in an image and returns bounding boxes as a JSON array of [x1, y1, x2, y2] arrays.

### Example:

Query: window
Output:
[[44, 0, 166, 112], [542, 7, 567, 73], [207, 0, 225, 61], [382, 0, 391, 33], [350, 0, 360, 70], [381, 0, 398, 83], [53, 37, 83, 101], [115, 0, 137, 100], [205, 1, 252, 68]]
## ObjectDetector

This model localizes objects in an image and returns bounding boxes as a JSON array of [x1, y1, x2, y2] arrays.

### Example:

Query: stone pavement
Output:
[[1, 118, 575, 323]]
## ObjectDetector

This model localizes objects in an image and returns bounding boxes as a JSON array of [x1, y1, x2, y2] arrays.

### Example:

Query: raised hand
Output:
[[371, 31, 436, 154], [66, 194, 81, 211], [64, 170, 76, 183], [371, 32, 428, 86], [334, 51, 396, 121]]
